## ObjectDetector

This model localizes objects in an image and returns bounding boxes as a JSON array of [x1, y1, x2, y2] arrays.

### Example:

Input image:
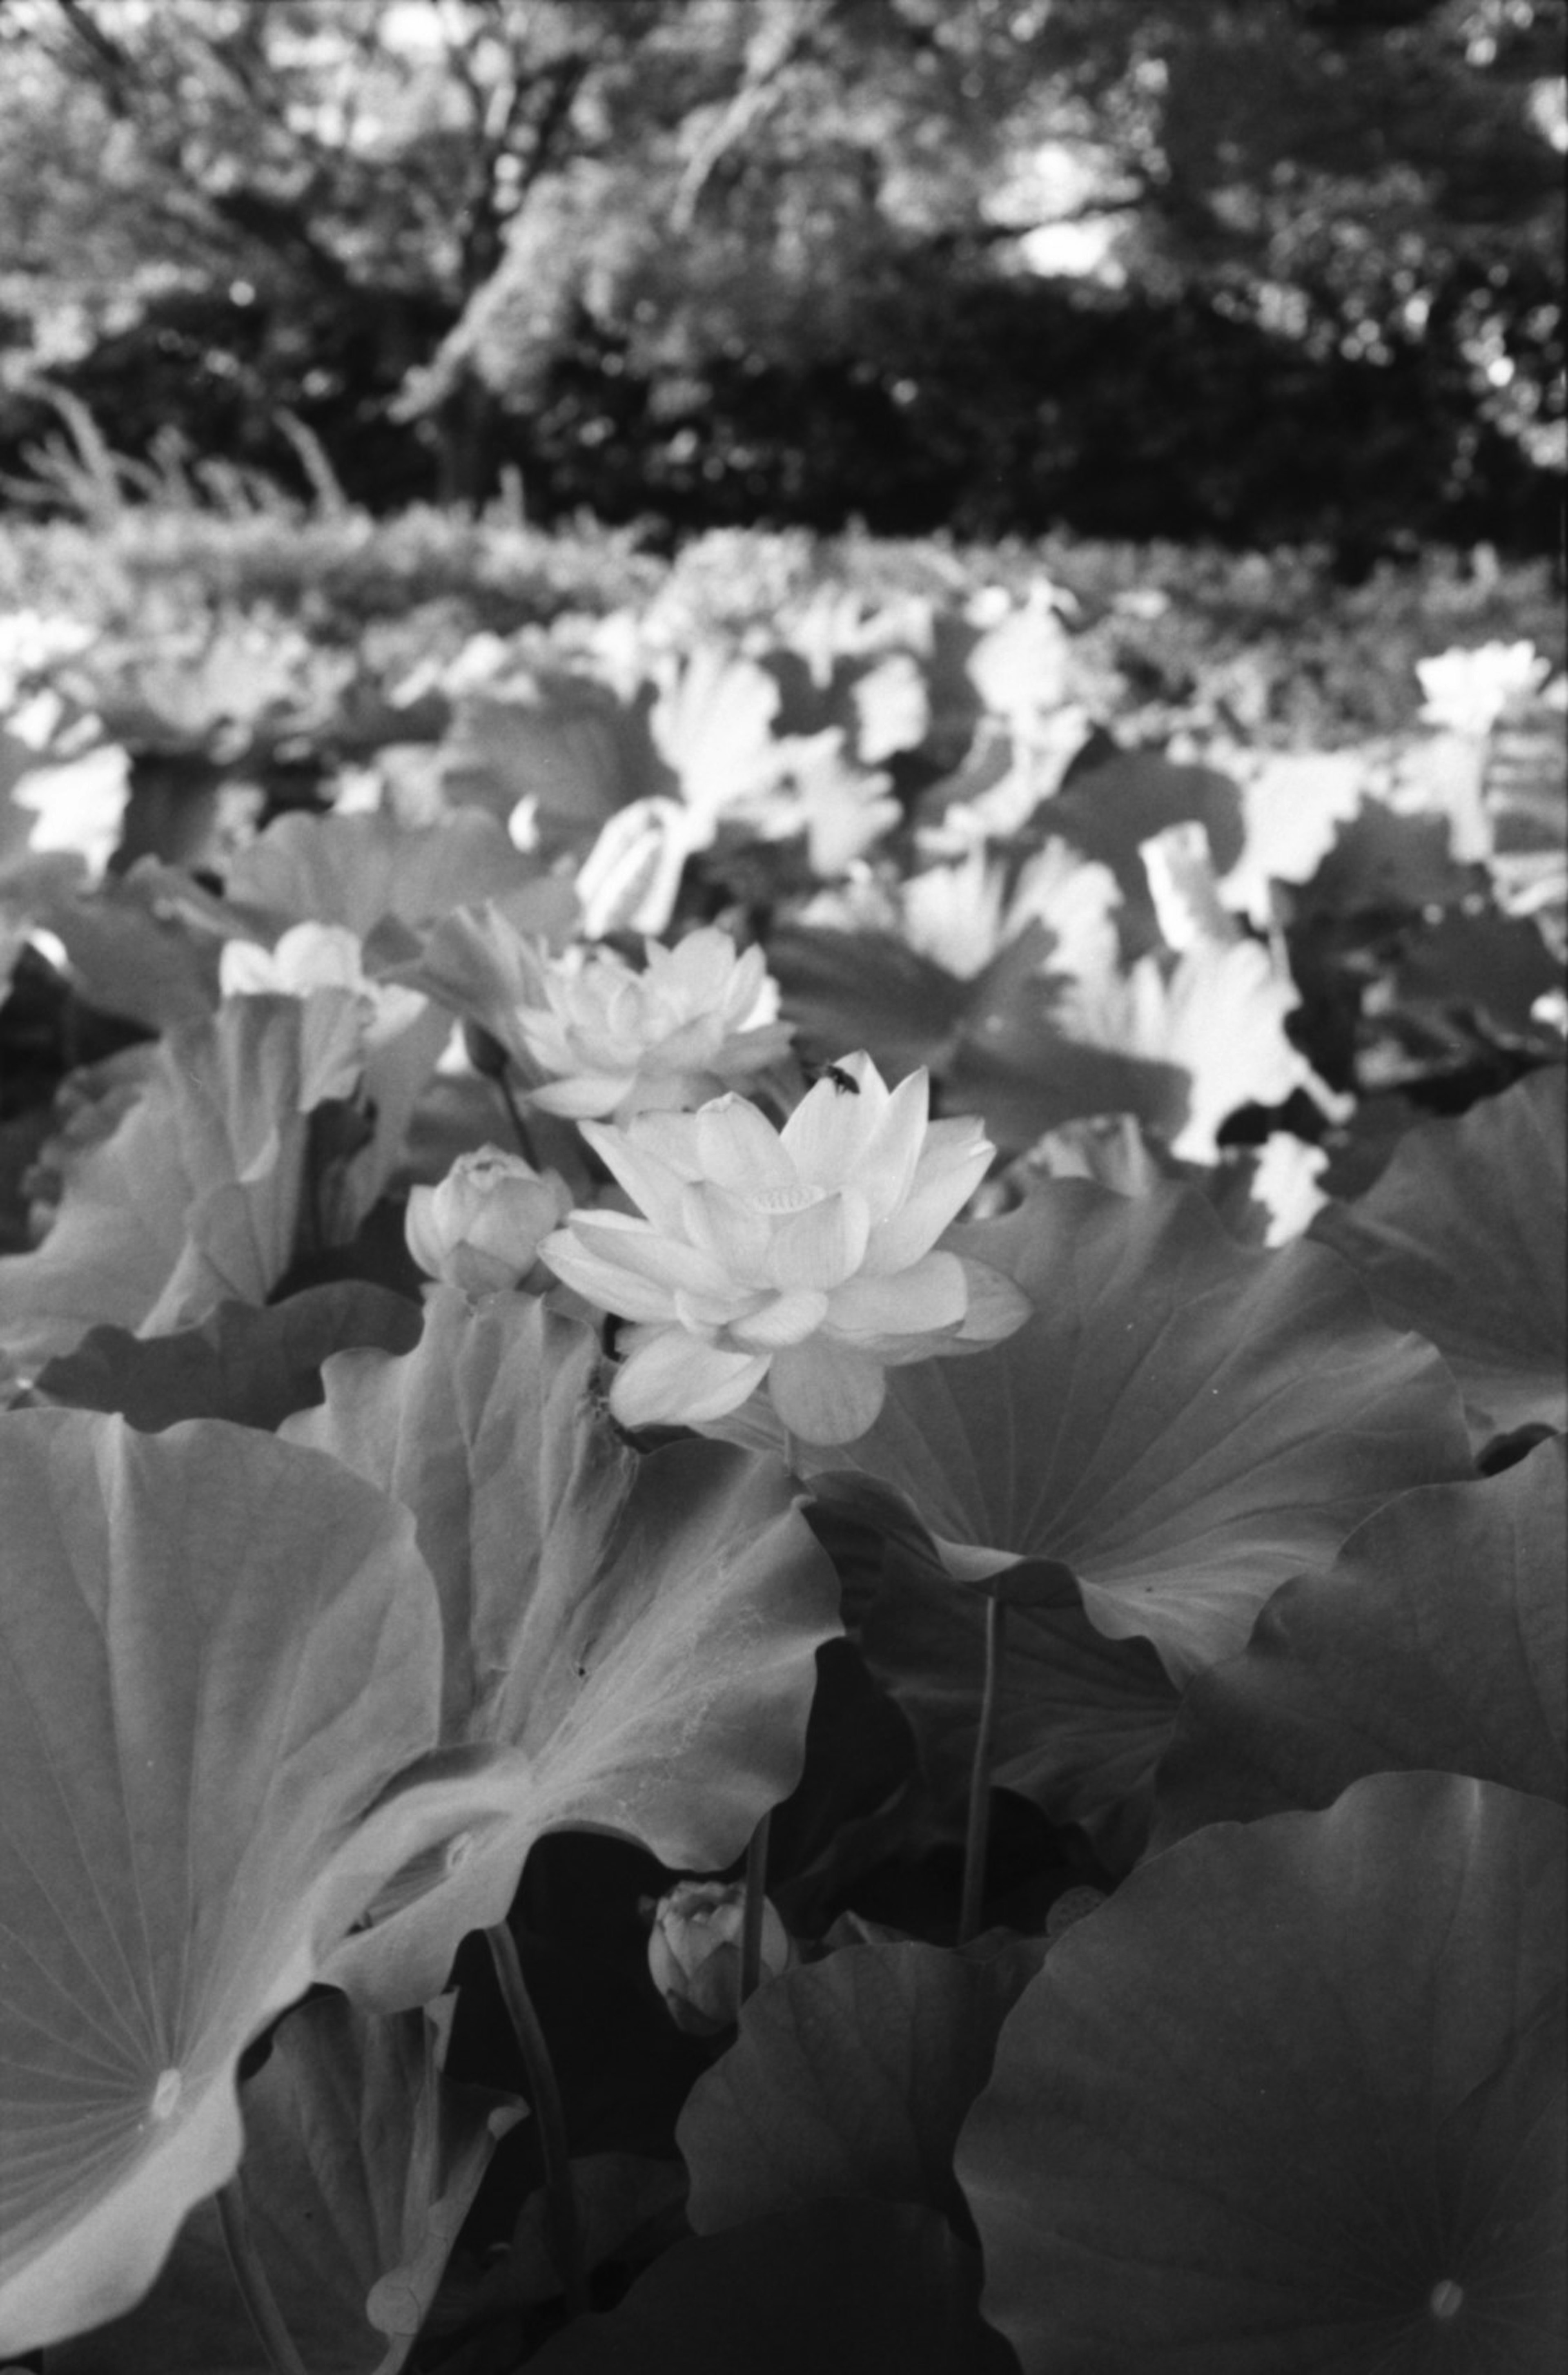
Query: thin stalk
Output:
[[217, 2175, 311, 2375], [958, 1596, 1007, 1946], [497, 1069, 541, 1171], [487, 1923, 589, 2317], [739, 1808, 773, 2002]]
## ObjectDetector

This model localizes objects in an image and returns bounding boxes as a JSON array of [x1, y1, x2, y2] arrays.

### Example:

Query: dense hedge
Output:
[[2, 277, 1559, 565]]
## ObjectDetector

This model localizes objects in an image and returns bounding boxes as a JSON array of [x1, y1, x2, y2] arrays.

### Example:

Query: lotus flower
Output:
[[219, 920, 427, 1049], [1416, 640, 1548, 737], [538, 1051, 1031, 1443], [646, 1878, 794, 2035], [515, 925, 793, 1122], [405, 1145, 571, 1294]]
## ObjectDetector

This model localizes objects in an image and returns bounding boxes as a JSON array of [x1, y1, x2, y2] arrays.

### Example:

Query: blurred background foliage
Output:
[[0, 0, 1561, 562]]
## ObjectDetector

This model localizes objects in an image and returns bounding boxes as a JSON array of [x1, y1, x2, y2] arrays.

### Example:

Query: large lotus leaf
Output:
[[803, 1182, 1471, 1681], [221, 808, 543, 941], [1310, 1066, 1567, 1441], [39, 874, 220, 1030], [958, 1772, 1567, 2375], [1299, 795, 1478, 919], [858, 1547, 1181, 1870], [34, 1284, 423, 1434], [0, 1411, 450, 2354], [439, 673, 665, 838], [679, 1940, 1045, 2239], [0, 992, 368, 1374], [1152, 1436, 1568, 1851], [50, 1992, 523, 2375], [944, 954, 1193, 1153], [1047, 749, 1245, 927], [284, 1290, 842, 2013], [1390, 908, 1562, 1051], [768, 921, 1189, 1147], [527, 2199, 1016, 2375], [768, 923, 982, 1082]]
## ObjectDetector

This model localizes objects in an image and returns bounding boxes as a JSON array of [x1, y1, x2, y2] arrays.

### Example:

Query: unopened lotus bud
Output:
[[646, 1878, 793, 2036], [405, 1145, 571, 1294]]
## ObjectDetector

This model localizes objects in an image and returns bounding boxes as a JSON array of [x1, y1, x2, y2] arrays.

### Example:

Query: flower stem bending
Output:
[[739, 1809, 774, 2003], [217, 2174, 311, 2375], [487, 1922, 589, 2318], [958, 1595, 1008, 1947]]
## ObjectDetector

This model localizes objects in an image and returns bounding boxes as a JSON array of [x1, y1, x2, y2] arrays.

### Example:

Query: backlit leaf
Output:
[[50, 1994, 523, 2375], [805, 1182, 1471, 1681], [284, 1291, 842, 2012], [0, 1413, 447, 2353]]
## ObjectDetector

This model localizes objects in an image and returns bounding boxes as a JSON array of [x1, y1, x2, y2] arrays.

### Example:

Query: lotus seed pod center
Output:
[[1428, 2280, 1463, 2321], [149, 2068, 182, 2122]]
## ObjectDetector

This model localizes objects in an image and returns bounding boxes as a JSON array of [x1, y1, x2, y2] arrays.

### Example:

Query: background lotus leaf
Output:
[[0, 1411, 447, 2353], [1310, 1066, 1567, 1442], [284, 1289, 842, 2013], [0, 992, 368, 1374], [220, 807, 544, 943], [768, 919, 1191, 1150], [1152, 1434, 1568, 1850], [958, 1771, 1567, 2374]]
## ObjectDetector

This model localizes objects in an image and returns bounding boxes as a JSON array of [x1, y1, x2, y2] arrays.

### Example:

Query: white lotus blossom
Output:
[[806, 841, 1121, 990], [219, 920, 428, 1049], [11, 744, 129, 879], [539, 1050, 1031, 1444], [515, 925, 793, 1122], [1416, 641, 1549, 738], [0, 609, 96, 707], [405, 1145, 571, 1294]]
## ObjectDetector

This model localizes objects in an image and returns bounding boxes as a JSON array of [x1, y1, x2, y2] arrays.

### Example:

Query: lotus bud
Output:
[[405, 1145, 571, 1295], [646, 1878, 793, 2036]]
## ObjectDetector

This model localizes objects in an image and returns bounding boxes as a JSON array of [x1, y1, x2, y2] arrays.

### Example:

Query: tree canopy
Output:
[[0, 0, 1561, 549]]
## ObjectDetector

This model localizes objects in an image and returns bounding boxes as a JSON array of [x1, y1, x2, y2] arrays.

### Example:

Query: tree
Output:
[[0, 0, 1560, 544]]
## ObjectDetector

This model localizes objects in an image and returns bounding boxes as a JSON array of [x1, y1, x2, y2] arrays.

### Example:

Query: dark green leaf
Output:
[[34, 1284, 421, 1432], [527, 2199, 1017, 2375], [679, 1939, 1045, 2239], [959, 1772, 1567, 2374], [1311, 1066, 1567, 1440], [1152, 1436, 1568, 1850]]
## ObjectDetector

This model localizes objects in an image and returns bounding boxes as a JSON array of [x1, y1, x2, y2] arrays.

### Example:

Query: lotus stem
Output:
[[486, 1922, 589, 2317], [958, 1595, 1007, 1946], [739, 1808, 774, 2001], [497, 1070, 542, 1171], [217, 2174, 311, 2375]]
